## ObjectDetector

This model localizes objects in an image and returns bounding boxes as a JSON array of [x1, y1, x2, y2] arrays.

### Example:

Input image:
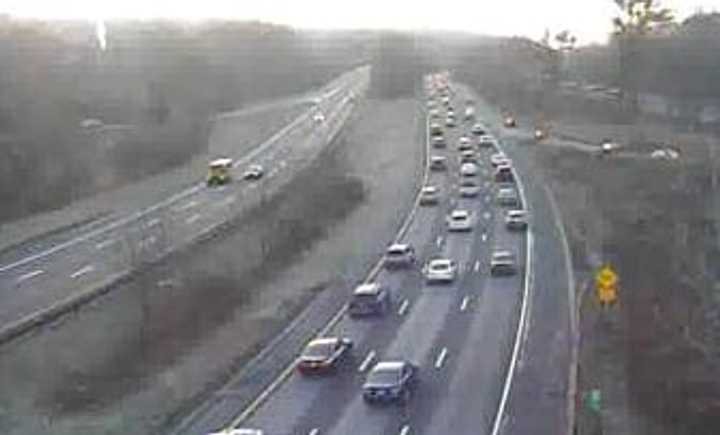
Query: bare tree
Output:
[[612, 0, 674, 117]]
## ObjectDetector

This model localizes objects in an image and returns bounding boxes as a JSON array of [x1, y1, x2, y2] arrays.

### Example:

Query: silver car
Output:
[[490, 250, 518, 276], [430, 155, 448, 171], [478, 134, 497, 148], [460, 163, 479, 177], [447, 209, 475, 232], [496, 188, 519, 207], [384, 243, 416, 269], [419, 186, 440, 205], [505, 210, 528, 230], [459, 179, 481, 197]]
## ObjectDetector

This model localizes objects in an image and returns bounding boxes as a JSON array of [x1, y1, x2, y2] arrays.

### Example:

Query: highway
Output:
[[0, 67, 370, 343], [172, 75, 573, 435]]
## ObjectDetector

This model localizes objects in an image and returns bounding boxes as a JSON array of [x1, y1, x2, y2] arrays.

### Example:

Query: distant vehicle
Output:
[[447, 108, 455, 118], [430, 123, 443, 136], [471, 123, 487, 135], [242, 164, 264, 180], [494, 165, 514, 183], [496, 187, 520, 207], [430, 155, 448, 171], [490, 250, 518, 276], [597, 138, 620, 156], [424, 258, 458, 283], [460, 162, 479, 177], [442, 96, 451, 106], [457, 136, 474, 151], [445, 117, 456, 127], [534, 127, 547, 141], [419, 186, 440, 205], [348, 283, 390, 317], [504, 116, 517, 127], [207, 158, 234, 186], [458, 179, 481, 197], [429, 108, 440, 119], [384, 243, 416, 269], [490, 153, 509, 168], [313, 112, 326, 123], [505, 210, 529, 230], [447, 209, 475, 231], [650, 148, 680, 160], [207, 429, 263, 435], [297, 337, 353, 374], [432, 135, 447, 148], [460, 150, 478, 164], [464, 106, 475, 120], [478, 135, 497, 148], [362, 360, 418, 404]]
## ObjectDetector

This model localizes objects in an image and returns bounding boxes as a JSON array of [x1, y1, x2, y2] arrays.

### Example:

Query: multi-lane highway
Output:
[[0, 67, 370, 343], [172, 74, 574, 435]]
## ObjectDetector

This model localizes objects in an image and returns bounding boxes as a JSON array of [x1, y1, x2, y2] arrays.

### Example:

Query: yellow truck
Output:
[[206, 158, 234, 186]]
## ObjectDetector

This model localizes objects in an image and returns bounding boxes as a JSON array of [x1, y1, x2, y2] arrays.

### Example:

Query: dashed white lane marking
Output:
[[70, 264, 95, 279], [474, 260, 481, 272], [460, 296, 470, 312], [483, 212, 491, 220], [176, 200, 198, 212], [308, 429, 320, 435], [399, 425, 411, 435], [481, 233, 488, 242], [186, 213, 201, 224], [436, 235, 443, 247], [435, 347, 448, 369], [398, 299, 410, 316], [358, 350, 376, 373], [16, 269, 44, 284], [95, 238, 118, 250]]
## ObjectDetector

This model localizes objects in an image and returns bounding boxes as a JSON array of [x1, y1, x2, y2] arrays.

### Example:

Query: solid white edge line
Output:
[[460, 296, 470, 312], [223, 77, 429, 430], [435, 347, 448, 369], [358, 350, 377, 373], [488, 88, 534, 435], [70, 264, 95, 279], [544, 184, 578, 435]]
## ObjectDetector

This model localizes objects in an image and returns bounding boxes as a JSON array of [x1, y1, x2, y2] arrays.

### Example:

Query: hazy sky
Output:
[[3, 0, 719, 44]]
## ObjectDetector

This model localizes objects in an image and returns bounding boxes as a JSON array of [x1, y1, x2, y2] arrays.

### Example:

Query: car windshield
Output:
[[303, 341, 335, 358], [430, 262, 451, 271], [367, 367, 401, 385]]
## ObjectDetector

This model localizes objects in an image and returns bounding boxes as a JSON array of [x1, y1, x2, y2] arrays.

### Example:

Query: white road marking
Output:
[[460, 296, 470, 312], [483, 212, 491, 220], [436, 235, 443, 247], [435, 347, 448, 369], [186, 213, 201, 224], [70, 264, 95, 279], [308, 429, 320, 435], [481, 233, 488, 242], [95, 238, 118, 250], [16, 269, 44, 284], [358, 350, 376, 373], [177, 200, 198, 212], [147, 218, 161, 227], [474, 260, 481, 272], [399, 425, 411, 435], [398, 299, 410, 316]]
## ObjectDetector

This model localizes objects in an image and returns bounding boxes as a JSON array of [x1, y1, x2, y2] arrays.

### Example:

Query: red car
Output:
[[297, 337, 353, 374]]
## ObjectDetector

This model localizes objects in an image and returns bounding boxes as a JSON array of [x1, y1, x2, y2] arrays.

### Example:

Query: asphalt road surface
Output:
[[173, 78, 574, 435], [0, 67, 370, 343]]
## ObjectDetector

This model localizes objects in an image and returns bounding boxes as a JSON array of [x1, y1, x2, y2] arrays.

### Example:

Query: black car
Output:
[[362, 360, 418, 404], [348, 283, 390, 317]]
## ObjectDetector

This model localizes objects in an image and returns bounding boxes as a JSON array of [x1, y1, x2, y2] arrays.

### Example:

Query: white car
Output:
[[496, 187, 519, 207], [313, 112, 326, 123], [490, 250, 517, 276], [424, 259, 458, 283], [650, 148, 680, 160], [505, 210, 529, 230], [457, 136, 474, 151], [432, 135, 446, 148], [490, 153, 510, 168], [464, 106, 475, 120], [460, 150, 478, 164], [242, 164, 264, 180], [430, 155, 448, 171], [471, 123, 486, 135], [445, 117, 456, 127], [447, 210, 474, 231], [419, 186, 440, 205], [460, 163, 479, 177], [478, 135, 497, 148]]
